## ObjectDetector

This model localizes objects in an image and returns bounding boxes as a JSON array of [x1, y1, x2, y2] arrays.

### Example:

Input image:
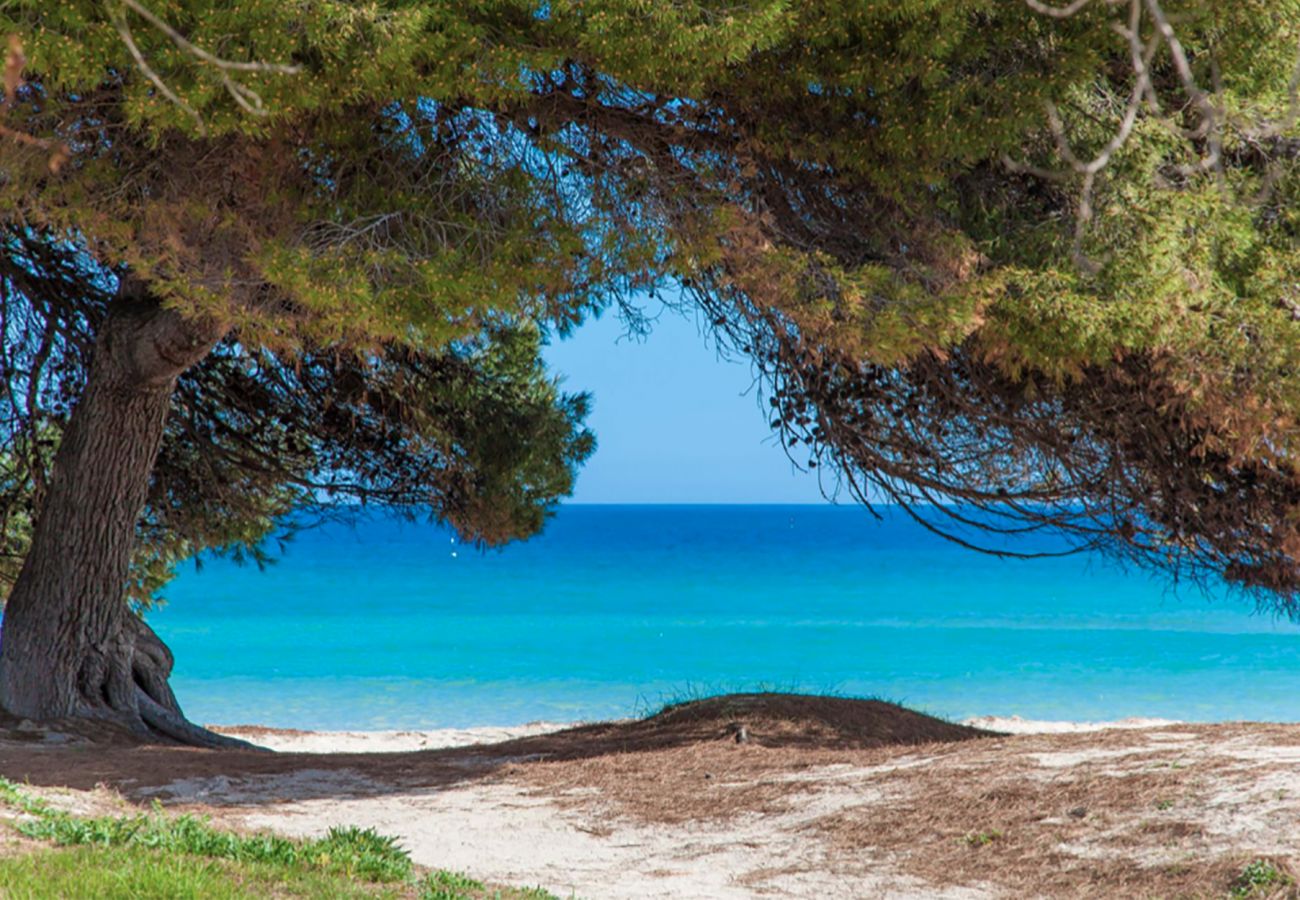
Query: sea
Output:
[[154, 504, 1300, 731]]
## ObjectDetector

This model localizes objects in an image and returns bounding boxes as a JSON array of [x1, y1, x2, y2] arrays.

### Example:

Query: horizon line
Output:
[[556, 500, 872, 506]]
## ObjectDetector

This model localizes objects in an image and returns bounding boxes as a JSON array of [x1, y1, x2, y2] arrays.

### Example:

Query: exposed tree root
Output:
[[134, 686, 261, 750], [78, 615, 266, 751], [129, 615, 266, 750]]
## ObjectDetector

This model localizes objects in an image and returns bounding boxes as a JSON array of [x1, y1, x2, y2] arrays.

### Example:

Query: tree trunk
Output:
[[0, 296, 254, 749]]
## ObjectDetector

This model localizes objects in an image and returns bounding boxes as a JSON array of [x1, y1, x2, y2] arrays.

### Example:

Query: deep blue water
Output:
[[153, 505, 1300, 730]]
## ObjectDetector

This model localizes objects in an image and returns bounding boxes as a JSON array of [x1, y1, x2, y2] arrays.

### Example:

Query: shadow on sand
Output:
[[0, 692, 994, 806]]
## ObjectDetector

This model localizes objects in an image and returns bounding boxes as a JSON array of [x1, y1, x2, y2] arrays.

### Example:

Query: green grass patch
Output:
[[417, 868, 561, 899], [11, 804, 412, 883], [0, 844, 393, 899], [1231, 859, 1295, 898], [962, 829, 1003, 847], [0, 778, 564, 900]]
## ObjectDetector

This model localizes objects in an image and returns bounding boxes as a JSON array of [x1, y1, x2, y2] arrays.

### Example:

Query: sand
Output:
[[210, 721, 576, 754], [960, 714, 1183, 735], [3, 701, 1299, 898], [208, 714, 1185, 755]]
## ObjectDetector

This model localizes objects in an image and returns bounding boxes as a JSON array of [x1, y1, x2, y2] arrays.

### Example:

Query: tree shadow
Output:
[[0, 693, 996, 808]]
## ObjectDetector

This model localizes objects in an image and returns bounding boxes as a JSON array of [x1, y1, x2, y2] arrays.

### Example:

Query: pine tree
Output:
[[3, 0, 1300, 743]]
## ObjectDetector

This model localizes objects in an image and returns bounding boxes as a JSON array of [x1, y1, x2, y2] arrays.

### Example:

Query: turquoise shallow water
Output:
[[154, 504, 1300, 730]]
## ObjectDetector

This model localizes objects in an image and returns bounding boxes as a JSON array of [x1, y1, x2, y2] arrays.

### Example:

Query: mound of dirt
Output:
[[504, 694, 997, 827], [644, 693, 993, 748], [490, 692, 993, 764]]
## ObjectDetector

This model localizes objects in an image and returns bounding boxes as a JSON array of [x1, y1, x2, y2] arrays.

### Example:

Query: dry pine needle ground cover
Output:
[[1, 694, 1299, 897]]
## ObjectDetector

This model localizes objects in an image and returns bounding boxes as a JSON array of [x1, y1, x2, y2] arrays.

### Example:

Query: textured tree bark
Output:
[[0, 296, 255, 749]]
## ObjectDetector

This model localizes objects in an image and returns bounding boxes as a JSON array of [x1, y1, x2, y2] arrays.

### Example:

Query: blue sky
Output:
[[544, 303, 826, 503]]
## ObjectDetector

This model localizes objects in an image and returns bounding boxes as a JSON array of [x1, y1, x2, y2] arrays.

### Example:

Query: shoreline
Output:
[[210, 713, 1188, 753], [210, 720, 578, 753]]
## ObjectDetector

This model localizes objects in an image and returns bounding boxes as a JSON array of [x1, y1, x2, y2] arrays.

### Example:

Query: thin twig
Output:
[[117, 0, 300, 74], [1141, 0, 1221, 175], [0, 35, 71, 171], [110, 0, 301, 127], [113, 13, 206, 135], [1023, 0, 1097, 18]]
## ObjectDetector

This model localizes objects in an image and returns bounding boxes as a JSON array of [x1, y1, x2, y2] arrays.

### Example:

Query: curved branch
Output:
[[117, 0, 300, 75], [112, 12, 205, 134], [110, 0, 302, 128], [1023, 0, 1101, 18]]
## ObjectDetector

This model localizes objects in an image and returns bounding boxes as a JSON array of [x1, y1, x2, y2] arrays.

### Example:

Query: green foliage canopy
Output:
[[5, 0, 1300, 602]]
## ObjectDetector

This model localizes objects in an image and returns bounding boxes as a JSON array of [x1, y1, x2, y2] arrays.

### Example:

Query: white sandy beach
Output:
[[210, 721, 577, 754], [960, 714, 1183, 735], [211, 714, 1186, 753]]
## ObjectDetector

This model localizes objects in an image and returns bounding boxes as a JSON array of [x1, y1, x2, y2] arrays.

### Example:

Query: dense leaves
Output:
[[0, 227, 594, 603], [5, 0, 1300, 608]]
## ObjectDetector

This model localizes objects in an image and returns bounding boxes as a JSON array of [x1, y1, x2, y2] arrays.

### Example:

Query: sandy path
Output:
[[232, 777, 987, 899]]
